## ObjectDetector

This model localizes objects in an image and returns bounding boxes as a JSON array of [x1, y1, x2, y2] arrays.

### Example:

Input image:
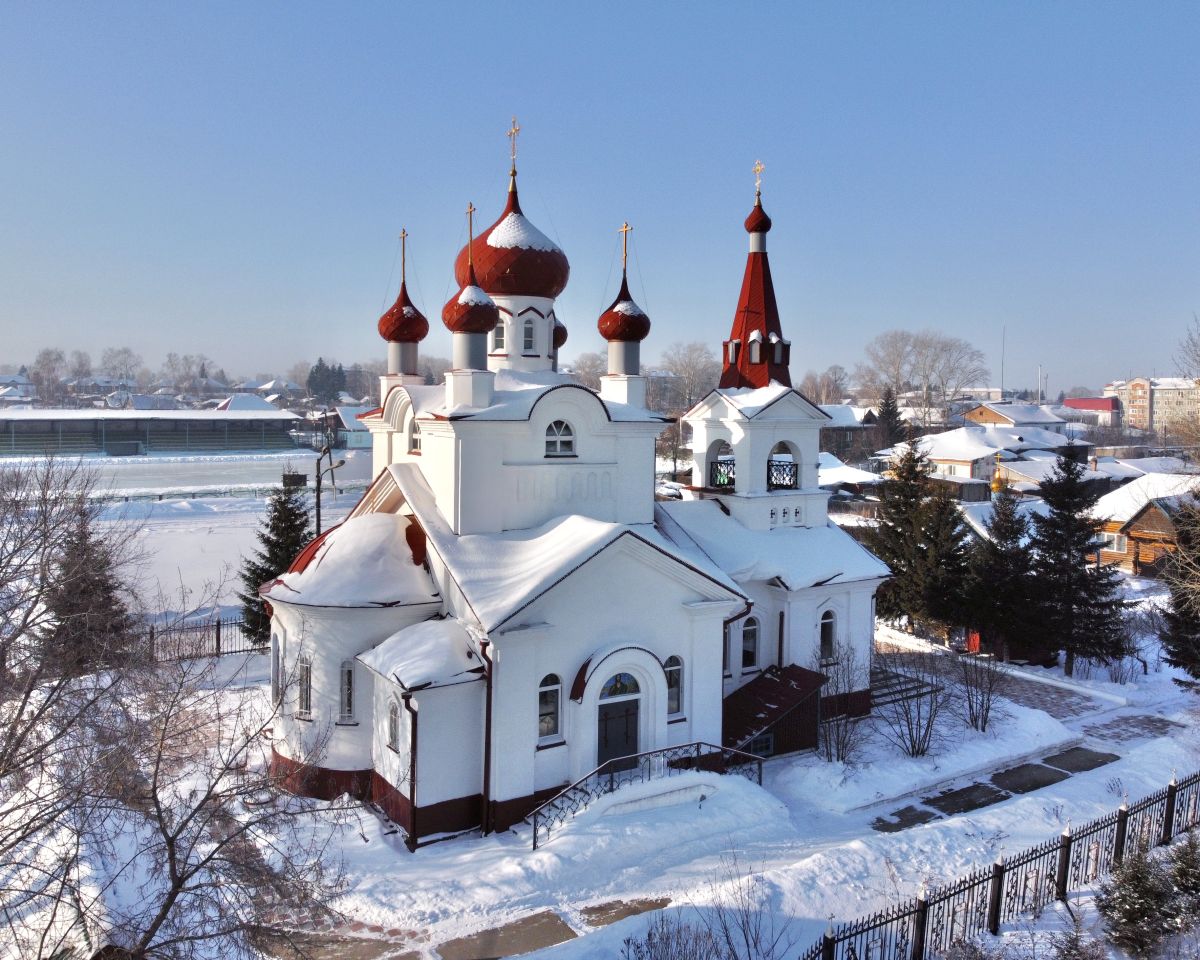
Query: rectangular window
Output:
[[538, 686, 560, 740], [1101, 532, 1128, 553], [523, 321, 535, 352], [494, 323, 505, 351], [339, 662, 354, 722], [746, 732, 774, 757], [298, 660, 312, 718], [723, 625, 731, 677]]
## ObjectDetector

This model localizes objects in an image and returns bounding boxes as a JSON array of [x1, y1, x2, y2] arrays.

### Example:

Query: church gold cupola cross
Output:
[[466, 202, 476, 269], [753, 159, 764, 197], [399, 228, 408, 283], [507, 116, 521, 171], [619, 220, 632, 272]]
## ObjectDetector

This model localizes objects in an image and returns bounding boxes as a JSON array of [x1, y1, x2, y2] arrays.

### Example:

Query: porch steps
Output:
[[870, 666, 943, 709]]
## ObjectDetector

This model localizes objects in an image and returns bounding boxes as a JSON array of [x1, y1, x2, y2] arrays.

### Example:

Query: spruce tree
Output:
[[43, 500, 135, 672], [877, 387, 906, 447], [865, 435, 932, 626], [1170, 828, 1200, 922], [914, 487, 970, 637], [1161, 500, 1200, 688], [1030, 452, 1128, 675], [238, 483, 313, 642], [965, 486, 1037, 660], [1095, 848, 1179, 958]]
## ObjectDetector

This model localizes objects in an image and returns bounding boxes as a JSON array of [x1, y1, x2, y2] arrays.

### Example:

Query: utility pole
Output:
[[314, 444, 345, 535]]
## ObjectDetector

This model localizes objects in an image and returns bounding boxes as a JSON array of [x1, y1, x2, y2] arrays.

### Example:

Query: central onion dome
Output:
[[453, 172, 570, 299], [378, 281, 428, 344], [442, 264, 500, 334], [597, 274, 651, 343], [744, 194, 772, 234]]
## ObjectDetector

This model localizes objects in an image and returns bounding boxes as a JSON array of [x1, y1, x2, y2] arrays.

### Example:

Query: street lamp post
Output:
[[314, 445, 345, 536]]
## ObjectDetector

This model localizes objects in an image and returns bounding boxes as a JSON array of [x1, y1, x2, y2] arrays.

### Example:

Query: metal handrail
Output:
[[528, 740, 763, 849]]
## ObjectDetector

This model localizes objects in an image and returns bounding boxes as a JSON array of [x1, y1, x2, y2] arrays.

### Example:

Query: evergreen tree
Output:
[[43, 500, 135, 672], [865, 435, 932, 626], [913, 487, 971, 636], [1170, 828, 1200, 922], [1095, 848, 1179, 958], [1030, 452, 1128, 675], [1161, 500, 1200, 688], [876, 386, 906, 447], [306, 357, 347, 407], [238, 483, 312, 642], [965, 486, 1037, 660]]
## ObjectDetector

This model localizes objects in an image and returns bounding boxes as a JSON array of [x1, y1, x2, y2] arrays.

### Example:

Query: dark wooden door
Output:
[[597, 700, 639, 769]]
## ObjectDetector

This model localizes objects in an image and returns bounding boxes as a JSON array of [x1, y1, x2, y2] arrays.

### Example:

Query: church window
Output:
[[297, 656, 312, 719], [748, 338, 761, 364], [493, 322, 505, 351], [271, 636, 281, 705], [723, 624, 731, 677], [387, 701, 400, 751], [339, 660, 355, 722], [545, 420, 575, 457], [409, 420, 421, 454], [741, 618, 759, 672], [599, 673, 639, 699], [728, 340, 740, 364], [539, 674, 561, 741], [774, 340, 783, 364], [664, 656, 683, 716], [523, 318, 536, 353], [820, 610, 836, 662]]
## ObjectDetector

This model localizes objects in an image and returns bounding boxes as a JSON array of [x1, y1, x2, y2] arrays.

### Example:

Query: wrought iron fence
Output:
[[800, 767, 1200, 960], [767, 458, 799, 490], [149, 617, 264, 661], [528, 741, 762, 849], [709, 459, 736, 488]]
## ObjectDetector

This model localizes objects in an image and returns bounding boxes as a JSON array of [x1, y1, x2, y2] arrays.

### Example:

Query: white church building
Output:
[[263, 154, 888, 847]]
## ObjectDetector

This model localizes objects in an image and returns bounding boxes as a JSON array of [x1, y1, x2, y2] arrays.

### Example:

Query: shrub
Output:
[[1095, 848, 1179, 958]]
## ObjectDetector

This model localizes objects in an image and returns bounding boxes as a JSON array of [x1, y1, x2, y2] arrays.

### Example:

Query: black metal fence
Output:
[[529, 741, 763, 850], [798, 767, 1200, 960], [149, 617, 265, 661], [710, 459, 736, 488], [767, 458, 799, 490]]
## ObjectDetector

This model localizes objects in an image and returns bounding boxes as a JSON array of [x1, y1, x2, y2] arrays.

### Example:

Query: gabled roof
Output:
[[722, 664, 825, 749], [686, 383, 828, 423], [970, 401, 1066, 426], [358, 618, 484, 691], [1092, 473, 1200, 524]]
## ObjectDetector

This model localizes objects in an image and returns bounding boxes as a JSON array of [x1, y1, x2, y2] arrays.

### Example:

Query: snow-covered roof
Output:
[[818, 404, 865, 427], [916, 429, 1004, 463], [262, 512, 440, 608], [1091, 457, 1146, 481], [383, 464, 744, 632], [657, 499, 890, 589], [1001, 460, 1107, 485], [717, 384, 812, 419], [0, 407, 298, 421], [333, 405, 373, 430], [973, 402, 1065, 425], [1092, 473, 1200, 524], [1117, 456, 1199, 476], [358, 618, 483, 691], [486, 210, 563, 252], [215, 393, 278, 411], [958, 498, 1051, 542], [817, 451, 882, 487]]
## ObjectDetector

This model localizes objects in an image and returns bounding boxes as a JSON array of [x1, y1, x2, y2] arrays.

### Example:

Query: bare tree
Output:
[[872, 650, 952, 757], [29, 349, 66, 405], [1176, 315, 1200, 379], [67, 350, 92, 380], [953, 654, 1011, 733], [857, 330, 917, 399], [856, 330, 987, 425], [812, 640, 869, 762], [99, 347, 143, 383], [798, 365, 850, 405], [566, 352, 605, 391], [659, 342, 721, 410], [418, 354, 452, 386]]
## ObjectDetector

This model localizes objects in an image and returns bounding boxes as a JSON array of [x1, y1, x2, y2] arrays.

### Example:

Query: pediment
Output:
[[685, 386, 829, 423]]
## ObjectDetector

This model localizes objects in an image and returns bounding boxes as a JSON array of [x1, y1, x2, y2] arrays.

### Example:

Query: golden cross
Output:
[[619, 221, 632, 270], [466, 202, 476, 268], [507, 116, 521, 166], [399, 228, 408, 282], [753, 159, 764, 195]]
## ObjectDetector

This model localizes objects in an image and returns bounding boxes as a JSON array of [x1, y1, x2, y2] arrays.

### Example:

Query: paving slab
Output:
[[1042, 746, 1120, 774], [1083, 714, 1185, 744], [257, 931, 420, 960], [871, 804, 941, 833], [581, 897, 671, 927], [923, 782, 1009, 816], [436, 911, 577, 960], [990, 763, 1071, 795]]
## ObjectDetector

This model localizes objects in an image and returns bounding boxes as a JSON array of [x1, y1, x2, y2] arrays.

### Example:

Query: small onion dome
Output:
[[453, 178, 570, 299], [552, 318, 568, 349], [377, 281, 429, 343], [442, 266, 500, 334], [744, 196, 772, 234], [597, 274, 651, 342]]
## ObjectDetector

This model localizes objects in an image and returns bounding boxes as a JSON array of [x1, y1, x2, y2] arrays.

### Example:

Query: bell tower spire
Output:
[[719, 160, 791, 389]]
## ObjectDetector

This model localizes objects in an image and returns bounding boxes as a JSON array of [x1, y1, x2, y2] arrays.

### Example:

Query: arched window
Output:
[[820, 610, 836, 662], [297, 656, 312, 718], [539, 673, 561, 742], [768, 441, 798, 490], [523, 318, 536, 353], [545, 420, 575, 457], [387, 701, 400, 751], [409, 420, 421, 454], [742, 617, 759, 672], [493, 321, 506, 351], [748, 337, 762, 364], [727, 340, 740, 364], [339, 660, 355, 722], [664, 656, 683, 716], [599, 673, 640, 699]]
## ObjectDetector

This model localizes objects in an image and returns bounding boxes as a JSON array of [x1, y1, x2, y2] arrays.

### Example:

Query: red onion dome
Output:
[[597, 274, 651, 343], [552, 318, 568, 349], [744, 197, 772, 234], [377, 281, 429, 343], [442, 266, 500, 334], [453, 179, 570, 299]]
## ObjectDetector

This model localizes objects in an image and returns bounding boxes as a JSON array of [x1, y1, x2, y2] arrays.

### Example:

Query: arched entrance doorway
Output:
[[597, 672, 640, 769]]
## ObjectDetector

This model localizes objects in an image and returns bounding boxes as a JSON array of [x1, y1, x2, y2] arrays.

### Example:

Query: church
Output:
[[263, 142, 888, 847]]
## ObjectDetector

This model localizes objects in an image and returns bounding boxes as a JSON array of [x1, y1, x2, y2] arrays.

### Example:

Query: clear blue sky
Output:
[[2, 2, 1196, 392]]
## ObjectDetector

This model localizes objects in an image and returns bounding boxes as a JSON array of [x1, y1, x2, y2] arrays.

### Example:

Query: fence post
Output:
[[986, 854, 1005, 936], [1055, 823, 1072, 901], [1114, 800, 1130, 865], [1162, 773, 1178, 846], [911, 888, 928, 960], [821, 917, 836, 960], [215, 618, 222, 656]]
